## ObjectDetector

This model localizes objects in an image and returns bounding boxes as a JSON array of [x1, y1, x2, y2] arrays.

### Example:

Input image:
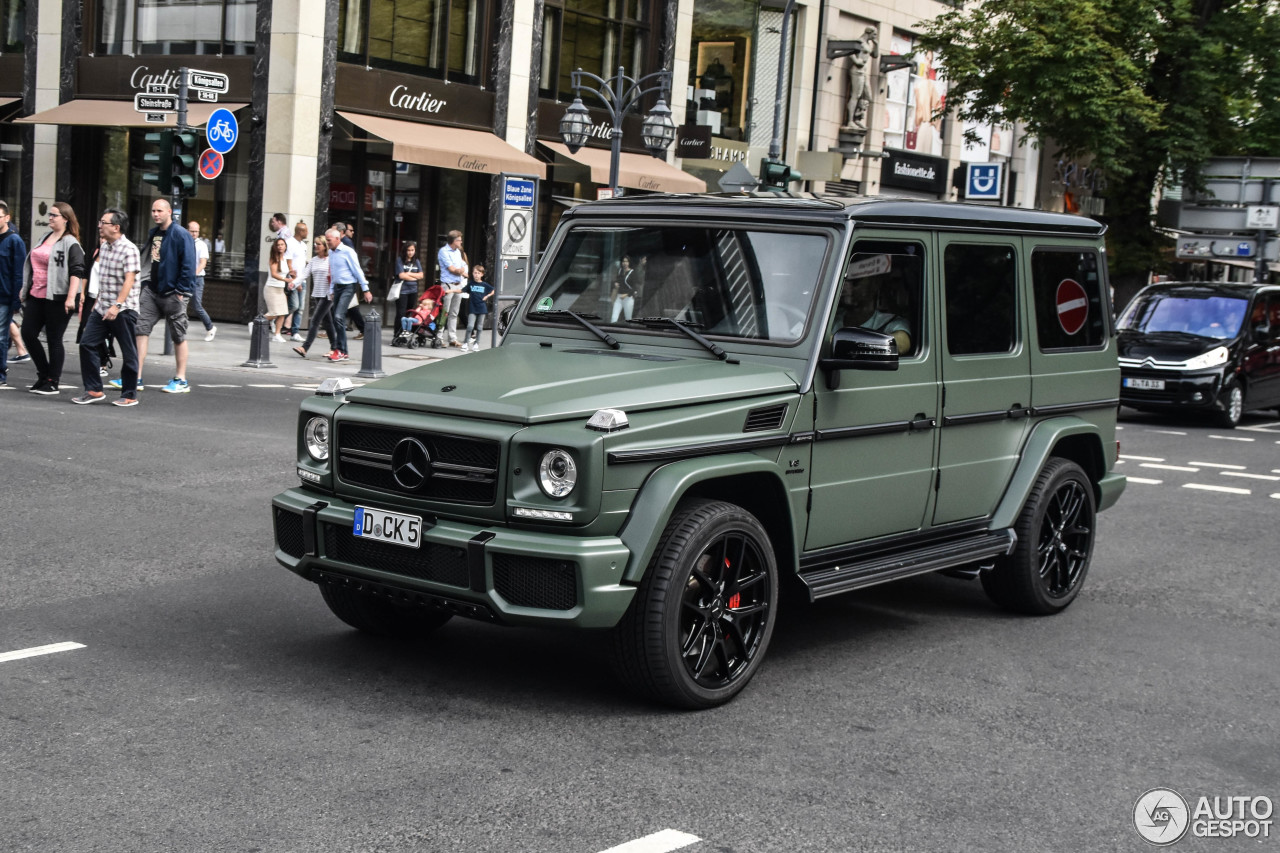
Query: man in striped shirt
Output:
[[74, 208, 141, 406]]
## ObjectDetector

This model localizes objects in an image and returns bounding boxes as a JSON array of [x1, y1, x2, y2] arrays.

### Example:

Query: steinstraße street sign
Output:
[[134, 93, 178, 113]]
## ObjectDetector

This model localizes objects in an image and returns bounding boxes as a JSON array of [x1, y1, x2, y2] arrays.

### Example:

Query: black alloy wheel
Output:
[[982, 458, 1096, 615], [1215, 383, 1244, 428], [613, 499, 778, 709]]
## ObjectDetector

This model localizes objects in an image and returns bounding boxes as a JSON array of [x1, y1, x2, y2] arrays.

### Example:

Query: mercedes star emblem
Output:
[[391, 438, 431, 490]]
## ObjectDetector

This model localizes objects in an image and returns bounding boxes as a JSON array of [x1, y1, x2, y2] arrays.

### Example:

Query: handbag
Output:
[[387, 280, 402, 301]]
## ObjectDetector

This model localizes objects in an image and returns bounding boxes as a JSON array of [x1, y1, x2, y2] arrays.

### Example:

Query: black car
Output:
[[1117, 282, 1280, 426]]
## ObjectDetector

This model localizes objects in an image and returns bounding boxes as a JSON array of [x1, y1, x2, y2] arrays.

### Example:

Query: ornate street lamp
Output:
[[558, 66, 675, 197]]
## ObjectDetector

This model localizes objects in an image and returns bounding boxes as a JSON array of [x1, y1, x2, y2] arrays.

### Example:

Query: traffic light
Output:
[[142, 130, 173, 195], [759, 158, 801, 192], [170, 130, 200, 198]]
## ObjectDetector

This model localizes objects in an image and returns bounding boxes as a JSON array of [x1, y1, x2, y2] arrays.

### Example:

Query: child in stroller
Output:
[[392, 285, 444, 349]]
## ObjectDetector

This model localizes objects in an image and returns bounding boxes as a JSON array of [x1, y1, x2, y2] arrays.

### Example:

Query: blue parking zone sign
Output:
[[965, 163, 1003, 200]]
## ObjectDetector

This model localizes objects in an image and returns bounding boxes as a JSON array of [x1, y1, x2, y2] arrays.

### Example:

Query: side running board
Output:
[[799, 529, 1016, 602]]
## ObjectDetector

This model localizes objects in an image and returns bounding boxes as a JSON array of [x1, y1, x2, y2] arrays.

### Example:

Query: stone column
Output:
[[262, 0, 325, 266], [28, 0, 61, 237]]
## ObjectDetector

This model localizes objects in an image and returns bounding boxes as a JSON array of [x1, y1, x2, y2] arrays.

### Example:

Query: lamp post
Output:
[[558, 66, 677, 198]]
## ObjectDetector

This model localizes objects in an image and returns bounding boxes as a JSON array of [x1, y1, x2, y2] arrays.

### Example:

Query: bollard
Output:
[[241, 313, 278, 368], [355, 306, 387, 379], [162, 323, 174, 356]]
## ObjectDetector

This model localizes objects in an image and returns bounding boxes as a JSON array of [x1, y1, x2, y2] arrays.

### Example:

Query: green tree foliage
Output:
[[918, 0, 1280, 283]]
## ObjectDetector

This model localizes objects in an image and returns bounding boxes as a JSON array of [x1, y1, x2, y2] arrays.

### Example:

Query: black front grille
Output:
[[744, 403, 787, 432], [275, 508, 306, 559], [492, 554, 578, 610], [337, 423, 500, 504], [323, 523, 469, 587]]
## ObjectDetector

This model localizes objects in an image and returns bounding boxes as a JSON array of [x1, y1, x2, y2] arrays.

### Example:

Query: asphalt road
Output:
[[2, 373, 1278, 852]]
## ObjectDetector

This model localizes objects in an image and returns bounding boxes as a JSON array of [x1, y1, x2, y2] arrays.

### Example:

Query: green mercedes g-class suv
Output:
[[272, 195, 1126, 708]]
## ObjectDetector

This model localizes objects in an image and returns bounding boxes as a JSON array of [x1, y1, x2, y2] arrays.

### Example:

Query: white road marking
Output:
[[1209, 434, 1255, 442], [0, 642, 86, 663], [198, 384, 241, 388], [1190, 461, 1247, 470], [1237, 423, 1280, 432], [248, 383, 288, 388], [1148, 430, 1187, 435], [1141, 463, 1199, 472], [1183, 483, 1251, 495], [595, 830, 701, 853], [1121, 454, 1165, 462], [1126, 477, 1163, 485], [1272, 493, 1280, 500], [1221, 471, 1280, 481]]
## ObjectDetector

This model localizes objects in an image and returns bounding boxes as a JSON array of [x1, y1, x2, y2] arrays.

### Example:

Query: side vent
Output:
[[744, 403, 787, 433]]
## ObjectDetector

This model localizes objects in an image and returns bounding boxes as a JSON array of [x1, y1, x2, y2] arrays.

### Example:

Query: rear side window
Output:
[[1032, 249, 1107, 350], [944, 244, 1018, 355]]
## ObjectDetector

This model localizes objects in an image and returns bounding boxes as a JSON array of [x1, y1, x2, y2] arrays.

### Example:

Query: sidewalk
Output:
[[149, 320, 495, 383]]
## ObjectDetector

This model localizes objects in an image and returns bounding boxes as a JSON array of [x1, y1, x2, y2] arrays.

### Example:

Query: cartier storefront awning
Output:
[[542, 141, 706, 194], [339, 111, 545, 179], [16, 99, 247, 127]]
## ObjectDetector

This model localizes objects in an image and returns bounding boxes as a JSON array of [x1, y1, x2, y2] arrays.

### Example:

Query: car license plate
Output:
[[353, 506, 422, 549], [1124, 377, 1165, 390]]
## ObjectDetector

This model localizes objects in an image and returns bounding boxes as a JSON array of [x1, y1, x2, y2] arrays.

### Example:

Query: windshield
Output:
[[525, 225, 830, 343], [1118, 293, 1248, 339]]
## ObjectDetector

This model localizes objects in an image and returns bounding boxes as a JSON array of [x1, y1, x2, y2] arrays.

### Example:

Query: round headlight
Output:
[[304, 416, 330, 461], [538, 449, 577, 498]]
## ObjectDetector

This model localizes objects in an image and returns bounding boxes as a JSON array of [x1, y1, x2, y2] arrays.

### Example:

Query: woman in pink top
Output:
[[20, 201, 86, 395]]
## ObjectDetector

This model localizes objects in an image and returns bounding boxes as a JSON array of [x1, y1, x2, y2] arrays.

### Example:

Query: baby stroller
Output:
[[392, 285, 444, 349]]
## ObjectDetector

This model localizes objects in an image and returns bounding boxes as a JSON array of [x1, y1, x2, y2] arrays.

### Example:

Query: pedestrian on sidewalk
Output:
[[20, 201, 86, 396], [286, 220, 309, 341], [0, 199, 28, 387], [74, 208, 140, 406], [292, 235, 337, 359], [266, 236, 291, 341], [187, 220, 216, 342], [460, 263, 493, 352], [437, 229, 468, 347], [393, 240, 424, 321], [128, 198, 196, 395], [324, 226, 369, 362]]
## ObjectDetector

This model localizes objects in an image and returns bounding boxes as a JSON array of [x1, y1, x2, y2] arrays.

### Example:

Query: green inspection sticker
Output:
[[536, 297, 555, 311]]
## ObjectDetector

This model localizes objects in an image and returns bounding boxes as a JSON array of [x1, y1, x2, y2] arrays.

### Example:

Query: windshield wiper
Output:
[[531, 309, 619, 349], [627, 316, 727, 360]]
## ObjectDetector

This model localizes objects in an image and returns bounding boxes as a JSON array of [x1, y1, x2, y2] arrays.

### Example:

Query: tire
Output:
[[1214, 383, 1244, 428], [981, 458, 1096, 615], [611, 499, 778, 709], [319, 583, 452, 639]]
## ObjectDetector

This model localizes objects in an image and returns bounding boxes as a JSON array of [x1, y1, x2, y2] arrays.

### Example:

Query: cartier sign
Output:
[[75, 56, 251, 99], [336, 64, 493, 129]]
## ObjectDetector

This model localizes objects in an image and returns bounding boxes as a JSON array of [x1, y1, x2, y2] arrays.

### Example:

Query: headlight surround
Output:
[[538, 449, 578, 498], [1183, 346, 1229, 371], [304, 416, 330, 461]]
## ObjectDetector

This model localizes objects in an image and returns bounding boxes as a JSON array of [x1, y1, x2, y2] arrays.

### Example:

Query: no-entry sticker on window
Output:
[[1056, 278, 1088, 335]]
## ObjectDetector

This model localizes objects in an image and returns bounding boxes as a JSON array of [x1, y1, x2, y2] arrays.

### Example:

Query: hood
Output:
[[347, 342, 801, 423], [1117, 330, 1232, 361]]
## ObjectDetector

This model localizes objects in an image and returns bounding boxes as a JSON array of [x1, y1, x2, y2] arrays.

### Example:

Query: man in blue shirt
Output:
[[437, 230, 468, 347], [0, 200, 27, 387], [324, 226, 369, 362]]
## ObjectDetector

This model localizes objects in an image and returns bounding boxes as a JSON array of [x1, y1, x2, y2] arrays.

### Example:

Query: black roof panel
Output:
[[561, 192, 1106, 236]]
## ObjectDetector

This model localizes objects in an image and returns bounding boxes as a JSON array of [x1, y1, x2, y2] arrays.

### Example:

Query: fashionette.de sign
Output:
[[881, 149, 949, 194]]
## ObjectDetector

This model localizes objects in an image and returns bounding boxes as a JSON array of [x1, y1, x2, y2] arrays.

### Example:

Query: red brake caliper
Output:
[[725, 557, 739, 609]]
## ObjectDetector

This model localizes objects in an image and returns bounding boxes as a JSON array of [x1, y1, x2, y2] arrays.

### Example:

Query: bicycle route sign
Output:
[[205, 108, 239, 154]]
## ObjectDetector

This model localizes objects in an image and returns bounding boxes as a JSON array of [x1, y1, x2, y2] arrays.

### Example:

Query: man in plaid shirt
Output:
[[74, 207, 142, 406]]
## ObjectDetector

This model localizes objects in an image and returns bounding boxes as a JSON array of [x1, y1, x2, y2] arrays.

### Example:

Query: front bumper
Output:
[[271, 488, 635, 628], [1119, 368, 1226, 412]]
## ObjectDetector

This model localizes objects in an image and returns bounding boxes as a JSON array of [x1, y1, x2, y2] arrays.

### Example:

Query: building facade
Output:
[[0, 0, 1048, 322]]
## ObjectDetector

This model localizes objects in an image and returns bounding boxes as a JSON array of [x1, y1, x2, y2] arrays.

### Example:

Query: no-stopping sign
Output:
[[1056, 278, 1089, 335]]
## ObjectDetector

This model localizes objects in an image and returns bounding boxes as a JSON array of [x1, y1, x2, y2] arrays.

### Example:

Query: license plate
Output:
[[353, 506, 422, 549], [1124, 377, 1165, 390]]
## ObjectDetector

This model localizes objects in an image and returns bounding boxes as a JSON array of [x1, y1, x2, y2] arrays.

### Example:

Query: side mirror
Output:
[[820, 327, 899, 374]]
